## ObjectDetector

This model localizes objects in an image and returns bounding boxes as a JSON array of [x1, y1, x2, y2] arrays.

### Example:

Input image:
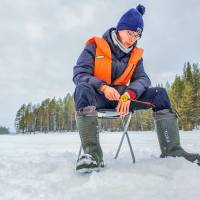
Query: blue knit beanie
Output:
[[116, 4, 145, 35]]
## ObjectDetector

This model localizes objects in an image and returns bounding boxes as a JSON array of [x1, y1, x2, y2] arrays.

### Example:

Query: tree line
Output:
[[15, 62, 200, 133], [15, 94, 76, 133]]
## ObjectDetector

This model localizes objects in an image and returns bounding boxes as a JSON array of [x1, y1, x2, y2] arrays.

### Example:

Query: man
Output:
[[73, 4, 200, 173]]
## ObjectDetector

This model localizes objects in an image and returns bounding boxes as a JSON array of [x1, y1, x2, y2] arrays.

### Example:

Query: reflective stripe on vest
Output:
[[86, 36, 144, 85]]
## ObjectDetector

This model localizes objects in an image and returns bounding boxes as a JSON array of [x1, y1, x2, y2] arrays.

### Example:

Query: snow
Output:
[[0, 131, 200, 200]]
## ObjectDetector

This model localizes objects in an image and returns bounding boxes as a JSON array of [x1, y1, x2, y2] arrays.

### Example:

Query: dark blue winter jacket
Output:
[[73, 28, 151, 98]]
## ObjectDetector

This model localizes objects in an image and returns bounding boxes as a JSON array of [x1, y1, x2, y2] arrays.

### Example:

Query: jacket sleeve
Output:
[[126, 58, 151, 98], [73, 43, 106, 91]]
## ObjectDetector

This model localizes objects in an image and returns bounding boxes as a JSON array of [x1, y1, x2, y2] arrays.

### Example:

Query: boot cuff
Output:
[[153, 109, 177, 120], [76, 106, 97, 116]]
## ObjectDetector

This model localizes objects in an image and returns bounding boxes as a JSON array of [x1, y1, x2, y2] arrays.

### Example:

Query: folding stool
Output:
[[77, 109, 135, 163]]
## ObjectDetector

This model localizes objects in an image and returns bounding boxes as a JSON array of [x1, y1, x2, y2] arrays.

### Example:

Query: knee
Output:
[[155, 87, 168, 98], [154, 87, 171, 109], [74, 83, 96, 109], [75, 83, 95, 98]]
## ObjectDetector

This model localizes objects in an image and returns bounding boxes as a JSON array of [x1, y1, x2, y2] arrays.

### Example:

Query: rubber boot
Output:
[[76, 106, 104, 172], [153, 109, 200, 165]]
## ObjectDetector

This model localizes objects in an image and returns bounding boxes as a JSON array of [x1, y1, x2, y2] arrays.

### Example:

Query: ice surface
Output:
[[0, 131, 199, 200]]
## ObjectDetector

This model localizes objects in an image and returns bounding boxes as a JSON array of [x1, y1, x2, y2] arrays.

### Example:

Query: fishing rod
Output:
[[119, 93, 156, 107]]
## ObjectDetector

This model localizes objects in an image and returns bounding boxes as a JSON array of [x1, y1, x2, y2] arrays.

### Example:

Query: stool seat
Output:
[[97, 109, 129, 118]]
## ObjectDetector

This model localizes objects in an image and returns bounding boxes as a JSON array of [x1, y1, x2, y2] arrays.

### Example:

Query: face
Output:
[[117, 30, 140, 48]]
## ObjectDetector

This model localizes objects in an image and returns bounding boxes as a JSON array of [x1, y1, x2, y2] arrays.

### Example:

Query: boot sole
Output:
[[76, 163, 105, 174], [77, 167, 101, 173]]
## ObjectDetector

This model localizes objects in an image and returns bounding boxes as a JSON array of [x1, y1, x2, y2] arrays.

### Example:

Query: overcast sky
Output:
[[1, 0, 200, 132]]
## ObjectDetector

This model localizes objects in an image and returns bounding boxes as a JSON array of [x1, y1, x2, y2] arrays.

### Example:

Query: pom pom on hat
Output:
[[136, 4, 145, 15]]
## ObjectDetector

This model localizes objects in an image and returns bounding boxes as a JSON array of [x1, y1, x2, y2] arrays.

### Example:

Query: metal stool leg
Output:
[[114, 112, 135, 163], [114, 131, 126, 159], [125, 131, 135, 163]]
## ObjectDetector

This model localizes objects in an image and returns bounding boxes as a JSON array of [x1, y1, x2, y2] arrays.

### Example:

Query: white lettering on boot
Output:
[[164, 129, 170, 143]]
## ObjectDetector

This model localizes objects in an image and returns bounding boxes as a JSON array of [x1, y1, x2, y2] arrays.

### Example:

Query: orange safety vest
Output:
[[86, 36, 144, 85]]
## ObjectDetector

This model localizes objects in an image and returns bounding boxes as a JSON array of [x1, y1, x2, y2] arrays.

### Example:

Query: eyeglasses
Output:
[[127, 30, 141, 41]]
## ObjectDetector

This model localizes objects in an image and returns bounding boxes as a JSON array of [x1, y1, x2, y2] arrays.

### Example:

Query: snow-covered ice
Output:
[[0, 131, 200, 200]]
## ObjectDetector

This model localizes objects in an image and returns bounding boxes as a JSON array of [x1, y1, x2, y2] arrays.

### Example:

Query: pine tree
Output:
[[169, 75, 184, 112], [191, 64, 200, 127], [40, 99, 50, 133], [141, 109, 154, 131], [48, 98, 57, 132], [25, 103, 34, 133], [183, 62, 193, 83], [15, 104, 26, 133], [179, 82, 195, 130], [56, 98, 65, 132]]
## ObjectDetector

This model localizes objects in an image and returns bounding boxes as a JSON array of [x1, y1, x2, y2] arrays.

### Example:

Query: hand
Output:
[[116, 92, 132, 116], [116, 99, 131, 116], [100, 85, 120, 101]]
